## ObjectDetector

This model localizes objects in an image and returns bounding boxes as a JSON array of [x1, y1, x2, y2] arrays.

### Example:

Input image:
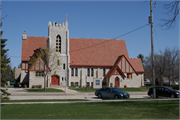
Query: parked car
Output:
[[95, 87, 130, 99], [148, 86, 179, 98]]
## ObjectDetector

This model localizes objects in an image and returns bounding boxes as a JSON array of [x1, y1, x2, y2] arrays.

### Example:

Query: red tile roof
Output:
[[70, 38, 129, 67], [129, 58, 144, 73], [21, 36, 48, 61], [21, 37, 144, 73]]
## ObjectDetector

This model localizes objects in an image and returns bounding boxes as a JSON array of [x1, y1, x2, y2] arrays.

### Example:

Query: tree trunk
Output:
[[44, 72, 46, 91]]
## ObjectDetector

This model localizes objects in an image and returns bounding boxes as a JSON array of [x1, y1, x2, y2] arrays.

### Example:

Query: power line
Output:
[[70, 23, 149, 52], [112, 24, 149, 39], [9, 23, 149, 57]]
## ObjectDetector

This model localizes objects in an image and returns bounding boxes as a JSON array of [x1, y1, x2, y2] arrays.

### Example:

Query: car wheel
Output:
[[98, 94, 102, 98], [114, 95, 118, 99]]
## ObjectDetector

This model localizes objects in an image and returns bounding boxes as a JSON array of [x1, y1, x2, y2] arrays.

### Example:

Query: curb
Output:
[[1, 98, 179, 104]]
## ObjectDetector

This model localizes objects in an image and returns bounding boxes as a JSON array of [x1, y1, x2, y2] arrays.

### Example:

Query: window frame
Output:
[[71, 68, 74, 76], [87, 68, 90, 76], [56, 35, 61, 53], [35, 71, 44, 77], [95, 80, 100, 85], [103, 68, 106, 76], [75, 68, 78, 76]]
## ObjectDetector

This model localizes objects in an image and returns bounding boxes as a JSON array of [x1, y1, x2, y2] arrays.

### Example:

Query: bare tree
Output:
[[28, 47, 61, 91], [144, 47, 179, 86], [163, 47, 179, 85], [161, 0, 179, 29]]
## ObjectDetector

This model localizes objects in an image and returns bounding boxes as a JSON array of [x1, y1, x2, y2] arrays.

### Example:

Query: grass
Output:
[[69, 86, 152, 92], [25, 88, 64, 92], [118, 87, 151, 92], [1, 100, 179, 119], [1, 99, 89, 103]]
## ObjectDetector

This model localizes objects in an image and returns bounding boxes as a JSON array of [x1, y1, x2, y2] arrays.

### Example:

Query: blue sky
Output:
[[1, 0, 179, 68]]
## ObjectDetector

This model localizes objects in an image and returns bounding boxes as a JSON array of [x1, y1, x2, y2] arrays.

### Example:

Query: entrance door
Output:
[[115, 77, 119, 87], [51, 76, 59, 85]]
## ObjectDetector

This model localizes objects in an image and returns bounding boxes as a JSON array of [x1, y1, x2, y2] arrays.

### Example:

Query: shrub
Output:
[[172, 85, 179, 90], [17, 82, 21, 86], [32, 85, 35, 88]]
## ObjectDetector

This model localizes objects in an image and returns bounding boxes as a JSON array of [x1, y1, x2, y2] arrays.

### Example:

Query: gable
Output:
[[117, 56, 135, 73], [29, 57, 50, 71], [105, 65, 126, 78]]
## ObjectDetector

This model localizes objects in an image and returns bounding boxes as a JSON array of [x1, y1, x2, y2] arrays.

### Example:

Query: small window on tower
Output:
[[63, 64, 65, 69]]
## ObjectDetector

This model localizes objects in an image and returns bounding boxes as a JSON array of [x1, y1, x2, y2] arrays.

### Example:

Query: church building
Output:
[[20, 19, 144, 88]]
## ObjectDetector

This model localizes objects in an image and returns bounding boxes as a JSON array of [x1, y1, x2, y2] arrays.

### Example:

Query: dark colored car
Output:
[[95, 87, 130, 99], [148, 86, 179, 98]]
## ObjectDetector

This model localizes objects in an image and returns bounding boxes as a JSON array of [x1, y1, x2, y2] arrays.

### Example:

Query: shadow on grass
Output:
[[25, 88, 64, 92]]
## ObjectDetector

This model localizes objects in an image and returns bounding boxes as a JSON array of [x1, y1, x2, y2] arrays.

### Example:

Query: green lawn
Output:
[[118, 87, 151, 92], [69, 86, 151, 92], [25, 88, 64, 92], [1, 100, 179, 119], [1, 99, 88, 103]]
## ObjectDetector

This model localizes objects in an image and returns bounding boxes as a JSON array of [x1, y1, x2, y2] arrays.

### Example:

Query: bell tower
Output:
[[48, 17, 70, 86]]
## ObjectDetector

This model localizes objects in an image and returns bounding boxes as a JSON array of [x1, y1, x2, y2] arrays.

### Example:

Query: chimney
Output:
[[22, 31, 27, 40]]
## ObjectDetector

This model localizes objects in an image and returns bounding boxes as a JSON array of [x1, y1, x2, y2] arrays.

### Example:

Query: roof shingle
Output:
[[21, 36, 48, 61], [21, 37, 144, 73]]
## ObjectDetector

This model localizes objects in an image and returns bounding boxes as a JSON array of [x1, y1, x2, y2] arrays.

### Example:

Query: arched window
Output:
[[56, 35, 61, 53], [63, 64, 65, 69]]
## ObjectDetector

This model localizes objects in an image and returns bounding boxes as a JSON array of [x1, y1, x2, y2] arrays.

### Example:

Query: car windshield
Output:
[[112, 88, 123, 92]]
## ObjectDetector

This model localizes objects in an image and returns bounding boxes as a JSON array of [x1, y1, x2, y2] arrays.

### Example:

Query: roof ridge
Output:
[[27, 36, 48, 38], [70, 38, 125, 41]]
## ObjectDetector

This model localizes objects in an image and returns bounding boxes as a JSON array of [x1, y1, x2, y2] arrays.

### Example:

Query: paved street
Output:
[[2, 87, 150, 100]]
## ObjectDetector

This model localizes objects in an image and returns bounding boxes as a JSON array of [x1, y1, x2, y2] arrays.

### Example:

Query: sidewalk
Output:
[[1, 87, 149, 100]]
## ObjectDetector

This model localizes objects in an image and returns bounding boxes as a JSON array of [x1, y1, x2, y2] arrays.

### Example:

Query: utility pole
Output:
[[150, 0, 156, 98]]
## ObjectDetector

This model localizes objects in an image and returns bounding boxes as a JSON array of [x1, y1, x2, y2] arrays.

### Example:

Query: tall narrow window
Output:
[[75, 68, 78, 76], [71, 68, 74, 76], [103, 68, 106, 76], [87, 68, 90, 76], [63, 64, 65, 69], [91, 68, 94, 76], [56, 35, 61, 53]]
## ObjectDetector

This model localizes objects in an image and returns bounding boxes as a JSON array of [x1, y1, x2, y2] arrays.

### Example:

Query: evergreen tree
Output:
[[1, 31, 10, 87]]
